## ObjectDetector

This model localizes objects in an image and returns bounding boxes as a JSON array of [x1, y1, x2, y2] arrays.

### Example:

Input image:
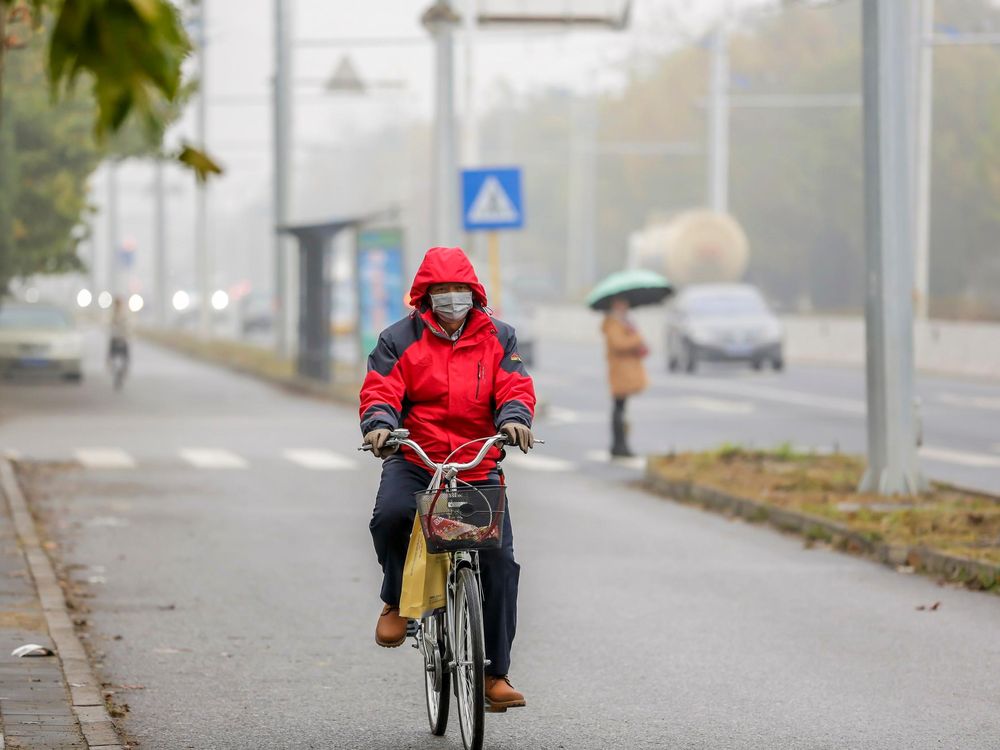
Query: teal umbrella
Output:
[[586, 269, 673, 311]]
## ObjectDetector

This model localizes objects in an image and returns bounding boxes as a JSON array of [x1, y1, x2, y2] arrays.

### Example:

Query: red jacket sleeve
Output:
[[359, 332, 406, 435], [492, 326, 535, 429]]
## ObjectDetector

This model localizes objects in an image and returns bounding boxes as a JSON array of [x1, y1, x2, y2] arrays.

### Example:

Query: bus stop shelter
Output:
[[278, 214, 375, 382]]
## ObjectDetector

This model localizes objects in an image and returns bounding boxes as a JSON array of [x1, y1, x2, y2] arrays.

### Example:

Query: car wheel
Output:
[[772, 357, 785, 372], [668, 353, 678, 372], [751, 358, 763, 371], [65, 372, 83, 383]]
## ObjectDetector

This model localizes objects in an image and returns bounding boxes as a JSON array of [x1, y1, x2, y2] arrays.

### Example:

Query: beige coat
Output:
[[602, 315, 648, 398]]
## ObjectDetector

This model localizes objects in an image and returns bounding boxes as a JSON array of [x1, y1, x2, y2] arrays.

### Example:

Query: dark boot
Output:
[[610, 398, 634, 457]]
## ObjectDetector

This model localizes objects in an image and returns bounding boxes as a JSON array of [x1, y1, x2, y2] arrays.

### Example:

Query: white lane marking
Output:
[[75, 448, 136, 469], [937, 393, 1000, 411], [501, 452, 575, 472], [645, 396, 756, 415], [920, 445, 1000, 468], [543, 406, 604, 426], [667, 378, 865, 415], [179, 449, 248, 469], [585, 450, 646, 470], [283, 449, 357, 470]]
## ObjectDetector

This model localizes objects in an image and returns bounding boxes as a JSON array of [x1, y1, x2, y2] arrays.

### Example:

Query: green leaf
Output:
[[177, 144, 223, 183]]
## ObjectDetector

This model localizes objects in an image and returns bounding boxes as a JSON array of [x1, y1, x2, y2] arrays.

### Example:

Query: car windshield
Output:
[[0, 306, 73, 330], [684, 293, 767, 316]]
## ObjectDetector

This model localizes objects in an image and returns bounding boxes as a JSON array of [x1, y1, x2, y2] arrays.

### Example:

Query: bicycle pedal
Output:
[[405, 620, 419, 637]]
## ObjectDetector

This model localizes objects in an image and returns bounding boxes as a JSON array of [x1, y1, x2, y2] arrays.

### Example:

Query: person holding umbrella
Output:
[[587, 269, 672, 458]]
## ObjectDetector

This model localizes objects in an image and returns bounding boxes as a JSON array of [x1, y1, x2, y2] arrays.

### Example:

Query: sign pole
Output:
[[488, 231, 501, 313]]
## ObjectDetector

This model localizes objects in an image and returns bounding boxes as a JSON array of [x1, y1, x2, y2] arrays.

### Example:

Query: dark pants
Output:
[[611, 397, 631, 455], [370, 456, 520, 676]]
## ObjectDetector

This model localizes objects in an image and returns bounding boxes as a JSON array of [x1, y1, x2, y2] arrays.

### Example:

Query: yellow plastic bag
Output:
[[398, 515, 448, 619]]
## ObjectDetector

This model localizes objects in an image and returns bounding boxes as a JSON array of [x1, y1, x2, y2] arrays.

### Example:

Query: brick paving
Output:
[[0, 468, 99, 749]]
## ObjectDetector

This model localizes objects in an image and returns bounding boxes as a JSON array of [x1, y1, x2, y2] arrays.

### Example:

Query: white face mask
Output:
[[430, 291, 473, 322]]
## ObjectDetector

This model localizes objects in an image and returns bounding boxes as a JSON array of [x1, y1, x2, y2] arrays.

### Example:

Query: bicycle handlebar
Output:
[[358, 429, 543, 477]]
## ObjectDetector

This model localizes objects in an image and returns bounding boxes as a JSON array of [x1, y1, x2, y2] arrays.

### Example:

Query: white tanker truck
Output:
[[626, 210, 749, 284]]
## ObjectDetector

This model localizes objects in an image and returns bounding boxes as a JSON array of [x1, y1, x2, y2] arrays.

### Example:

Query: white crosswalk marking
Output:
[[920, 446, 1000, 468], [179, 449, 248, 469], [283, 449, 357, 470], [501, 453, 575, 472], [938, 393, 1000, 411], [75, 448, 136, 469]]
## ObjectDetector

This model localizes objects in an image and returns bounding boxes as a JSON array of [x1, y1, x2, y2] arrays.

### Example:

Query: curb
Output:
[[0, 459, 124, 749], [644, 469, 1000, 591]]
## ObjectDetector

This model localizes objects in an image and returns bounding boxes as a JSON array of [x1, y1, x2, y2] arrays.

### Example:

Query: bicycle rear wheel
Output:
[[421, 611, 450, 735], [454, 566, 485, 750]]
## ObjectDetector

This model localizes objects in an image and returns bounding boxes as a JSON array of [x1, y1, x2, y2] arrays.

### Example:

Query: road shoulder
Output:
[[0, 459, 123, 749]]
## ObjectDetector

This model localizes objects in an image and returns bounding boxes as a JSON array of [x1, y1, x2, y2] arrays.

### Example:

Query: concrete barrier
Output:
[[535, 305, 1000, 380]]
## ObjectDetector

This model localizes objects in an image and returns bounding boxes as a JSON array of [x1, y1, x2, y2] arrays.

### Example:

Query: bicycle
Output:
[[361, 428, 541, 750], [108, 337, 129, 391]]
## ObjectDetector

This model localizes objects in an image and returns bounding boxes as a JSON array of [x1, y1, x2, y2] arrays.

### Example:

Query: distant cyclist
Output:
[[359, 246, 536, 711], [107, 297, 131, 384]]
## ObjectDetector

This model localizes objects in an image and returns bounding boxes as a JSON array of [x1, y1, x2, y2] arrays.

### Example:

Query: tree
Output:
[[0, 21, 100, 289], [0, 0, 220, 177]]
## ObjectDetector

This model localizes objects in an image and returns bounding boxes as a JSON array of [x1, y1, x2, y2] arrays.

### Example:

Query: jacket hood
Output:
[[408, 246, 488, 308]]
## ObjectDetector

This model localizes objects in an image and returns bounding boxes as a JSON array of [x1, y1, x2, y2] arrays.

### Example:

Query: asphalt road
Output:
[[1, 333, 999, 749]]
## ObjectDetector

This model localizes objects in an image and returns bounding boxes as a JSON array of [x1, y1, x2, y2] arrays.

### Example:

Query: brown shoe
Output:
[[485, 675, 526, 712], [375, 604, 407, 648]]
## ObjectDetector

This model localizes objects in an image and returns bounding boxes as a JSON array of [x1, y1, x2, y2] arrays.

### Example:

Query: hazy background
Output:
[[56, 0, 1000, 321]]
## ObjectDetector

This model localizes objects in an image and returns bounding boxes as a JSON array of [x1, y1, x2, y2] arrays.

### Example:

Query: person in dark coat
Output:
[[359, 246, 536, 711]]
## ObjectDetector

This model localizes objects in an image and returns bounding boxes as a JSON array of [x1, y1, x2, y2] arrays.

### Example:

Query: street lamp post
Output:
[[858, 0, 924, 495], [423, 1, 462, 247], [707, 23, 730, 214], [273, 0, 293, 357]]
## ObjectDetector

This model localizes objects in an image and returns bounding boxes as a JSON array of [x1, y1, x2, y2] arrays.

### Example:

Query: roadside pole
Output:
[[107, 161, 120, 297], [487, 230, 501, 313], [195, 0, 211, 338], [858, 0, 925, 495], [272, 0, 292, 357], [706, 23, 729, 214], [423, 1, 461, 247], [153, 157, 167, 326]]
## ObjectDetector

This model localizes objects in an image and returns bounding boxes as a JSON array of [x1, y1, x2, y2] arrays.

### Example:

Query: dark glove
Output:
[[364, 428, 397, 459], [500, 422, 534, 454]]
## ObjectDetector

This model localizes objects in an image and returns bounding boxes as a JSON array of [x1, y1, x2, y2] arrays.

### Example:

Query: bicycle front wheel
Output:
[[421, 611, 450, 735], [454, 566, 485, 750]]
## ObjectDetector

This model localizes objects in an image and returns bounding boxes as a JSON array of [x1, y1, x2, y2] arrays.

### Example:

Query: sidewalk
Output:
[[0, 460, 122, 749]]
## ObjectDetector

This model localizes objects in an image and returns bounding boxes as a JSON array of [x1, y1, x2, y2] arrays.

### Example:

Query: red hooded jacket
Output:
[[359, 247, 535, 481]]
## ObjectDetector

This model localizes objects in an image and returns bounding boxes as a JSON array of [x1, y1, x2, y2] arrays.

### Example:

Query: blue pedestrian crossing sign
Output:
[[461, 167, 523, 231]]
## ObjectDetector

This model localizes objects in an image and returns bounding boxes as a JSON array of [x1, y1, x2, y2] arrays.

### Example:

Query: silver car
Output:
[[0, 302, 84, 382], [666, 284, 784, 373]]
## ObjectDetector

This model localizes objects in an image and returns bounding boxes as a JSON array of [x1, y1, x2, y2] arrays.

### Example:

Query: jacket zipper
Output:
[[475, 360, 483, 400]]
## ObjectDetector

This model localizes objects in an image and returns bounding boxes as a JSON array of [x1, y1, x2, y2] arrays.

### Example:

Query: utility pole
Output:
[[153, 158, 167, 326], [423, 1, 461, 246], [273, 0, 293, 357], [566, 96, 598, 296], [913, 0, 934, 320], [107, 161, 120, 297], [858, 0, 924, 495], [706, 23, 729, 214], [195, 0, 211, 337]]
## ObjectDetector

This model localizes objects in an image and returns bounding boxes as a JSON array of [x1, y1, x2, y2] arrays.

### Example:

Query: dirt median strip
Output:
[[0, 458, 124, 750], [644, 449, 1000, 593]]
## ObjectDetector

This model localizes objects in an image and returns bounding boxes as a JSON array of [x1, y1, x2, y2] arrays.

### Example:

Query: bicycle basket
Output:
[[416, 485, 506, 553]]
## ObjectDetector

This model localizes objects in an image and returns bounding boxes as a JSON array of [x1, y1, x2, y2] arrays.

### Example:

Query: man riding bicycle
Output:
[[360, 246, 536, 711]]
